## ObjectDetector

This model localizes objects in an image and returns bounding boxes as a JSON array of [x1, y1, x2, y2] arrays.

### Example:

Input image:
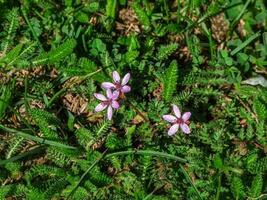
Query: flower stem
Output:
[[105, 150, 187, 163], [127, 100, 149, 123]]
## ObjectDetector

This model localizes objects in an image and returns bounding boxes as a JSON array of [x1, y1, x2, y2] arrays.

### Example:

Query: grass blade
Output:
[[180, 164, 203, 200], [0, 145, 46, 166], [0, 125, 76, 149], [230, 31, 261, 56]]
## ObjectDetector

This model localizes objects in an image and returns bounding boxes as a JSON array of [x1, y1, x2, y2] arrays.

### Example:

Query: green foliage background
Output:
[[0, 0, 266, 199]]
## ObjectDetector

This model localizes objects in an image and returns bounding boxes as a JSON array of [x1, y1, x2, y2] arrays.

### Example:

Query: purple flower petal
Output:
[[112, 91, 120, 99], [107, 105, 113, 120], [168, 124, 179, 136], [94, 93, 107, 101], [95, 103, 107, 112], [121, 85, 131, 93], [106, 89, 113, 99], [172, 104, 181, 118], [111, 100, 120, 109], [163, 115, 177, 123], [182, 112, 191, 121], [102, 82, 115, 90], [180, 123, 190, 134], [121, 73, 130, 86], [112, 71, 120, 83]]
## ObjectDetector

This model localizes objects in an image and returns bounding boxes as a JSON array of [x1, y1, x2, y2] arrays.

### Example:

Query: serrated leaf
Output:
[[249, 174, 263, 198], [163, 60, 178, 102]]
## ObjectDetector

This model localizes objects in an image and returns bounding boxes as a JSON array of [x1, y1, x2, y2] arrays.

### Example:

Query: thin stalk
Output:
[[163, 0, 169, 22], [230, 31, 261, 56], [180, 164, 203, 200], [21, 8, 44, 52], [229, 0, 252, 34], [0, 145, 46, 165], [106, 150, 187, 163], [176, 0, 181, 25], [67, 149, 108, 199], [67, 149, 187, 199], [47, 69, 102, 108], [127, 101, 149, 123], [0, 125, 76, 149], [215, 173, 222, 200], [184, 2, 243, 33], [143, 184, 166, 200], [47, 88, 67, 108]]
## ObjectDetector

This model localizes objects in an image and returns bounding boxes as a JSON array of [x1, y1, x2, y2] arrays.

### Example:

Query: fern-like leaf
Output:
[[248, 156, 267, 174], [1, 8, 19, 56], [157, 43, 178, 60], [76, 120, 111, 150], [249, 174, 263, 198], [253, 96, 267, 121], [32, 39, 77, 66], [25, 165, 66, 186], [132, 2, 150, 27], [230, 176, 245, 199], [0, 84, 13, 120], [163, 60, 178, 102], [5, 136, 25, 159], [6, 41, 36, 68], [75, 127, 95, 150], [29, 108, 60, 139]]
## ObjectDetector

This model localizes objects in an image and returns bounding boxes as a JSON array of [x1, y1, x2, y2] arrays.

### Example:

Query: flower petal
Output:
[[102, 82, 115, 90], [121, 85, 131, 93], [182, 112, 191, 121], [168, 124, 179, 136], [163, 115, 177, 123], [94, 93, 107, 101], [95, 103, 107, 112], [106, 89, 113, 99], [180, 123, 190, 134], [112, 71, 120, 83], [112, 91, 120, 99], [107, 105, 113, 120], [172, 104, 181, 118], [111, 100, 120, 109], [121, 73, 130, 86]]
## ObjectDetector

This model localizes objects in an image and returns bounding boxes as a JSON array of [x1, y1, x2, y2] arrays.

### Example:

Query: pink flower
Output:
[[94, 89, 120, 120], [101, 71, 131, 94], [163, 104, 191, 136]]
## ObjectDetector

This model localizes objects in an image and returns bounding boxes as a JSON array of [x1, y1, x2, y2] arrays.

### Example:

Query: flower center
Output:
[[102, 99, 112, 106], [176, 118, 184, 124], [114, 82, 122, 89], [174, 118, 190, 125]]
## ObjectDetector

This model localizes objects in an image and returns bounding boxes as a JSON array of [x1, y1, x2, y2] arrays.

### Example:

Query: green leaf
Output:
[[132, 2, 150, 27], [157, 43, 178, 60], [230, 176, 245, 199], [214, 154, 223, 170], [253, 96, 267, 121], [0, 125, 76, 149], [0, 84, 13, 120], [237, 53, 249, 65], [32, 39, 77, 65], [163, 60, 178, 102], [1, 8, 19, 56], [249, 174, 263, 198], [106, 0, 117, 19]]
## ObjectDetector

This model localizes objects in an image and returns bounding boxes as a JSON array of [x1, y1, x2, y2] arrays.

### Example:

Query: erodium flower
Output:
[[163, 104, 191, 135], [101, 71, 131, 94], [94, 89, 120, 120]]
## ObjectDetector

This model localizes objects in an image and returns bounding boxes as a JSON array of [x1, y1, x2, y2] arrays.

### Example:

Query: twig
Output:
[[236, 95, 259, 123], [127, 100, 149, 123]]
